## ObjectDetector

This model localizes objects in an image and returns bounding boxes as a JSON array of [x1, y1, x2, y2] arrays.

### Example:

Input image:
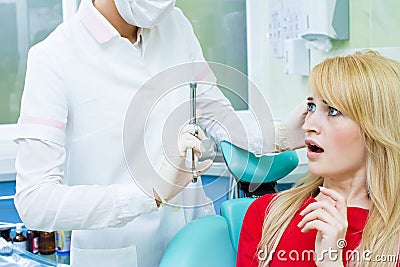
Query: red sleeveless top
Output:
[[237, 194, 374, 267]]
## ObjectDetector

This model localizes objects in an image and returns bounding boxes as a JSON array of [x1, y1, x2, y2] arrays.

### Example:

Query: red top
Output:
[[237, 194, 370, 267]]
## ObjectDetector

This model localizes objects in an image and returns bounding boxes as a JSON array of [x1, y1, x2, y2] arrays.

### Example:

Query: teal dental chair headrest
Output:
[[220, 140, 299, 184]]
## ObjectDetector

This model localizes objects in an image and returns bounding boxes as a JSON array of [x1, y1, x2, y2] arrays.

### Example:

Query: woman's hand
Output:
[[297, 187, 348, 267]]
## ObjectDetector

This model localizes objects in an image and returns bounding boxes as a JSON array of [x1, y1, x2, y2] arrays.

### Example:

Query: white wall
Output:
[[247, 0, 400, 124], [246, 0, 309, 121]]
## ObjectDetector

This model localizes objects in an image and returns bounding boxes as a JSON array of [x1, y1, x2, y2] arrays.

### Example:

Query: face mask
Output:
[[114, 0, 176, 28]]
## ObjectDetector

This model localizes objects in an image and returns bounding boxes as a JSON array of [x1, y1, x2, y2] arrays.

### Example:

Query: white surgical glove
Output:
[[154, 124, 213, 205], [275, 100, 307, 151]]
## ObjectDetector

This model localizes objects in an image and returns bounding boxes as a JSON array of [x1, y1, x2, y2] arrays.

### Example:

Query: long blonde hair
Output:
[[258, 50, 400, 266]]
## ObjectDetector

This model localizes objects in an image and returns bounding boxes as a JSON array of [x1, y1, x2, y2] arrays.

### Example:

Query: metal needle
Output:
[[190, 81, 198, 183]]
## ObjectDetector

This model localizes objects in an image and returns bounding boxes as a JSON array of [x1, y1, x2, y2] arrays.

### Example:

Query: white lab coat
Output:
[[14, 0, 270, 266]]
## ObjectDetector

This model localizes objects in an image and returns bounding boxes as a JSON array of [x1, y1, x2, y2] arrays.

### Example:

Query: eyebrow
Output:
[[307, 96, 328, 105]]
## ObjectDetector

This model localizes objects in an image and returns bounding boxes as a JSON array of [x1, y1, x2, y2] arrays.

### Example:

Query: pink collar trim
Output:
[[78, 1, 118, 44]]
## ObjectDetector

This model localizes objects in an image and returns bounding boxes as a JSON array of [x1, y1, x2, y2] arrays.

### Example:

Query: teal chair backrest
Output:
[[220, 198, 255, 252], [160, 199, 257, 267], [220, 140, 299, 183], [159, 215, 236, 267]]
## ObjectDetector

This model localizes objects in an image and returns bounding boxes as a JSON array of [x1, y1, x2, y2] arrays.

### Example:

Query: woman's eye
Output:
[[306, 102, 316, 112], [329, 107, 341, 116]]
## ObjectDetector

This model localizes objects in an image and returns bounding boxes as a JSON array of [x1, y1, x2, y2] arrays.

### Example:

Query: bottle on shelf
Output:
[[56, 230, 71, 264], [27, 230, 39, 254], [12, 223, 27, 251], [39, 231, 55, 255], [0, 227, 12, 243], [0, 227, 13, 256]]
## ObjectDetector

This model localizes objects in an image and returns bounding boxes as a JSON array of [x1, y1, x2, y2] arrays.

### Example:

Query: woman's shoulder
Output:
[[252, 193, 278, 207], [247, 193, 315, 219], [246, 193, 278, 220]]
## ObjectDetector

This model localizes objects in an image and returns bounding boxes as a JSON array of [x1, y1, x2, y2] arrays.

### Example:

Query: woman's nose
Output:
[[302, 112, 321, 134]]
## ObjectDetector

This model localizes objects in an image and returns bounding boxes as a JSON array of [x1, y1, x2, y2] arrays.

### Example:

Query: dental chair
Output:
[[220, 140, 299, 197], [159, 198, 255, 267], [160, 142, 299, 266], [220, 198, 255, 252], [159, 215, 236, 267]]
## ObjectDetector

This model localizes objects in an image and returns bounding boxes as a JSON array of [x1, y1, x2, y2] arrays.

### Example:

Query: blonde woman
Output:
[[237, 50, 400, 267]]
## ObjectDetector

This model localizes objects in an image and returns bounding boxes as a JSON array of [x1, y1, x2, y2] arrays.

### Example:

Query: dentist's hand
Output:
[[154, 124, 213, 206], [275, 100, 307, 151]]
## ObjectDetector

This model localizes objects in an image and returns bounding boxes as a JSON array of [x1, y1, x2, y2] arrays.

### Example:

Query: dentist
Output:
[[14, 0, 304, 266]]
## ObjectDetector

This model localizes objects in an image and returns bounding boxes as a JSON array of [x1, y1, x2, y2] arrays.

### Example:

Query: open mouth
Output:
[[306, 140, 324, 153]]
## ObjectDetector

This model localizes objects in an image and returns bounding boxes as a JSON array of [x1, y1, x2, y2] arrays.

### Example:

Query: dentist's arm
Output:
[[180, 8, 306, 153], [14, 138, 157, 231]]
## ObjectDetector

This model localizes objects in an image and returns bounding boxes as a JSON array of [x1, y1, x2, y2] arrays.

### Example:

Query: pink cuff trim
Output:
[[18, 116, 66, 131]]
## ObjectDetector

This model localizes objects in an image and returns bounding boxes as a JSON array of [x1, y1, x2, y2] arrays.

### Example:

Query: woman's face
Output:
[[302, 94, 367, 180]]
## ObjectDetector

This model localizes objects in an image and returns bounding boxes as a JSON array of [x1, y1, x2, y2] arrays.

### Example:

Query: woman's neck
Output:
[[317, 175, 370, 209], [93, 0, 138, 43]]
